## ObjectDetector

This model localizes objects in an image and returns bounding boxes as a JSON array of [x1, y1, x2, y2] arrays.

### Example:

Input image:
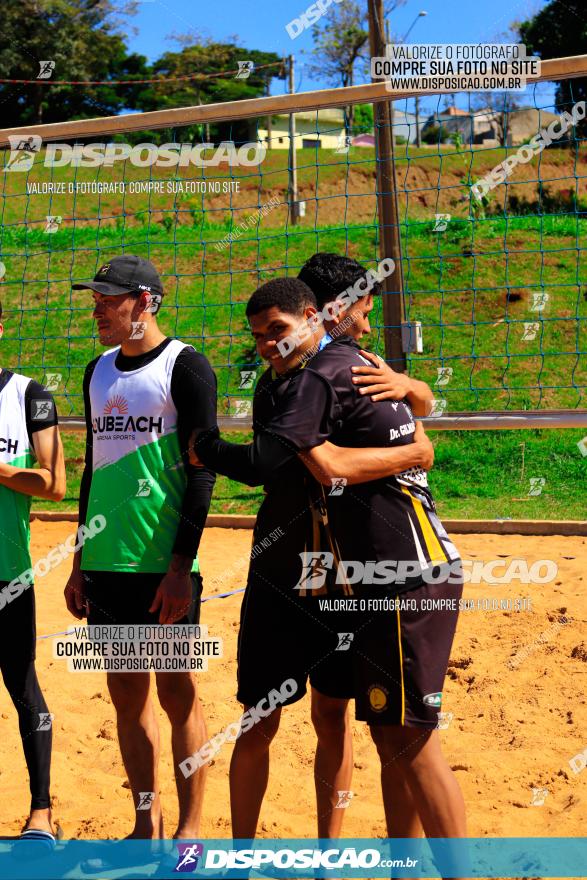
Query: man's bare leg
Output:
[[370, 726, 466, 837], [230, 708, 282, 839], [311, 689, 353, 838], [156, 672, 208, 838], [107, 672, 163, 838], [379, 757, 424, 837]]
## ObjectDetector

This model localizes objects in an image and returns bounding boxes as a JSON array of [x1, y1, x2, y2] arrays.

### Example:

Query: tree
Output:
[[421, 124, 450, 145], [518, 0, 586, 136], [136, 39, 285, 143], [306, 1, 405, 133], [0, 6, 285, 134], [305, 0, 368, 133], [0, 0, 146, 125], [353, 103, 374, 134]]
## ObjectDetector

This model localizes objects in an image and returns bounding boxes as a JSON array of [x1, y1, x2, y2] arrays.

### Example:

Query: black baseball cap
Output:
[[72, 255, 164, 297]]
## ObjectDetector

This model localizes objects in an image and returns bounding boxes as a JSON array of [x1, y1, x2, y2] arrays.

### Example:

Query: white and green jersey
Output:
[[81, 340, 198, 574], [0, 372, 36, 582]]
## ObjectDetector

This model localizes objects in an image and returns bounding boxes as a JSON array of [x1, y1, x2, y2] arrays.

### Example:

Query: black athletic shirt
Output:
[[78, 338, 216, 561], [0, 370, 59, 442], [194, 366, 299, 487], [262, 336, 460, 592], [196, 366, 331, 594]]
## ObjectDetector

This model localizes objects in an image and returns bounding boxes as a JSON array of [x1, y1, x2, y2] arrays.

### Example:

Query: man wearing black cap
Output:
[[64, 255, 216, 840]]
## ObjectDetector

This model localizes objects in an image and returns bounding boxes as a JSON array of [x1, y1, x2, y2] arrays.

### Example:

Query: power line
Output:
[[0, 59, 286, 87]]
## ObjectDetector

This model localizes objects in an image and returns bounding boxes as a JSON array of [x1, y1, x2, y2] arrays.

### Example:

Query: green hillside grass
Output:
[[52, 427, 587, 519], [1, 144, 585, 518], [1, 216, 584, 413]]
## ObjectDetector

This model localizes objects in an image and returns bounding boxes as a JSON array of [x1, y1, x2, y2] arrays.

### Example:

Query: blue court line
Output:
[[37, 629, 73, 641], [202, 586, 246, 602], [36, 587, 246, 640]]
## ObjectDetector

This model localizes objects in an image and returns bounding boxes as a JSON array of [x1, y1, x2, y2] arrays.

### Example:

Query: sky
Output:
[[121, 0, 555, 115]]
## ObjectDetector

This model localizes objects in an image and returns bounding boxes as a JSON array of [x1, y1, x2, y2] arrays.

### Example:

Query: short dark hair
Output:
[[298, 252, 382, 309], [246, 277, 317, 319]]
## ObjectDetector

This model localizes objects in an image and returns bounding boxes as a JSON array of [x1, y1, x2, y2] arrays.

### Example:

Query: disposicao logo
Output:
[[4, 136, 266, 170], [174, 842, 204, 872]]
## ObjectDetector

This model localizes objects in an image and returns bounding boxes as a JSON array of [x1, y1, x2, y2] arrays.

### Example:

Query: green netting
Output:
[[0, 80, 585, 417]]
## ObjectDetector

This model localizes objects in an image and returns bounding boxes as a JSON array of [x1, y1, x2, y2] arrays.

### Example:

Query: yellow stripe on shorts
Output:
[[396, 607, 405, 725], [401, 485, 447, 565]]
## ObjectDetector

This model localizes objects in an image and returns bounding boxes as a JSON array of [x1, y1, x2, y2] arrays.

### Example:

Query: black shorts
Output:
[[236, 578, 355, 708], [83, 571, 203, 626], [350, 578, 463, 727], [237, 577, 462, 726], [0, 582, 37, 665]]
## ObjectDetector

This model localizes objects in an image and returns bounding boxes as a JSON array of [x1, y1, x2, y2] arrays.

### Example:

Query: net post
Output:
[[288, 54, 299, 225], [368, 0, 406, 372]]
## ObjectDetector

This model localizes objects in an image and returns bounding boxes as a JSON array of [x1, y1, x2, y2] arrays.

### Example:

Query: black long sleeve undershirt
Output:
[[79, 339, 216, 561], [169, 346, 217, 558], [194, 425, 297, 487]]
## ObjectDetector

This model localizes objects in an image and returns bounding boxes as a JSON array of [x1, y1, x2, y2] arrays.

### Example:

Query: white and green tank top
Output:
[[0, 373, 35, 581], [81, 340, 198, 573]]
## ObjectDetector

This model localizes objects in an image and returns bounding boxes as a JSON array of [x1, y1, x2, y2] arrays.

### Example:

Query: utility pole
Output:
[[266, 78, 272, 149], [368, 0, 406, 370], [384, 18, 395, 146], [288, 54, 299, 226]]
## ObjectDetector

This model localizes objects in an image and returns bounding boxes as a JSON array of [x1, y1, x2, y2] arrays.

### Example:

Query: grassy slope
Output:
[[1, 145, 584, 518], [52, 428, 587, 519], [2, 216, 585, 412]]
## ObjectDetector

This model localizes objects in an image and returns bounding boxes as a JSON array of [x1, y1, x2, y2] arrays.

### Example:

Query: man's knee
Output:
[[156, 673, 198, 723], [370, 724, 407, 765], [370, 724, 433, 769], [236, 706, 281, 752], [311, 692, 349, 738], [107, 672, 149, 716]]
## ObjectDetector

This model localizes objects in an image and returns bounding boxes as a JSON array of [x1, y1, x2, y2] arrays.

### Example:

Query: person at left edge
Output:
[[63, 255, 216, 840], [0, 297, 66, 843]]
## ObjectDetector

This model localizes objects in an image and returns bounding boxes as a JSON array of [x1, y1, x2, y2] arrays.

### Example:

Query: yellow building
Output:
[[256, 108, 346, 149]]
